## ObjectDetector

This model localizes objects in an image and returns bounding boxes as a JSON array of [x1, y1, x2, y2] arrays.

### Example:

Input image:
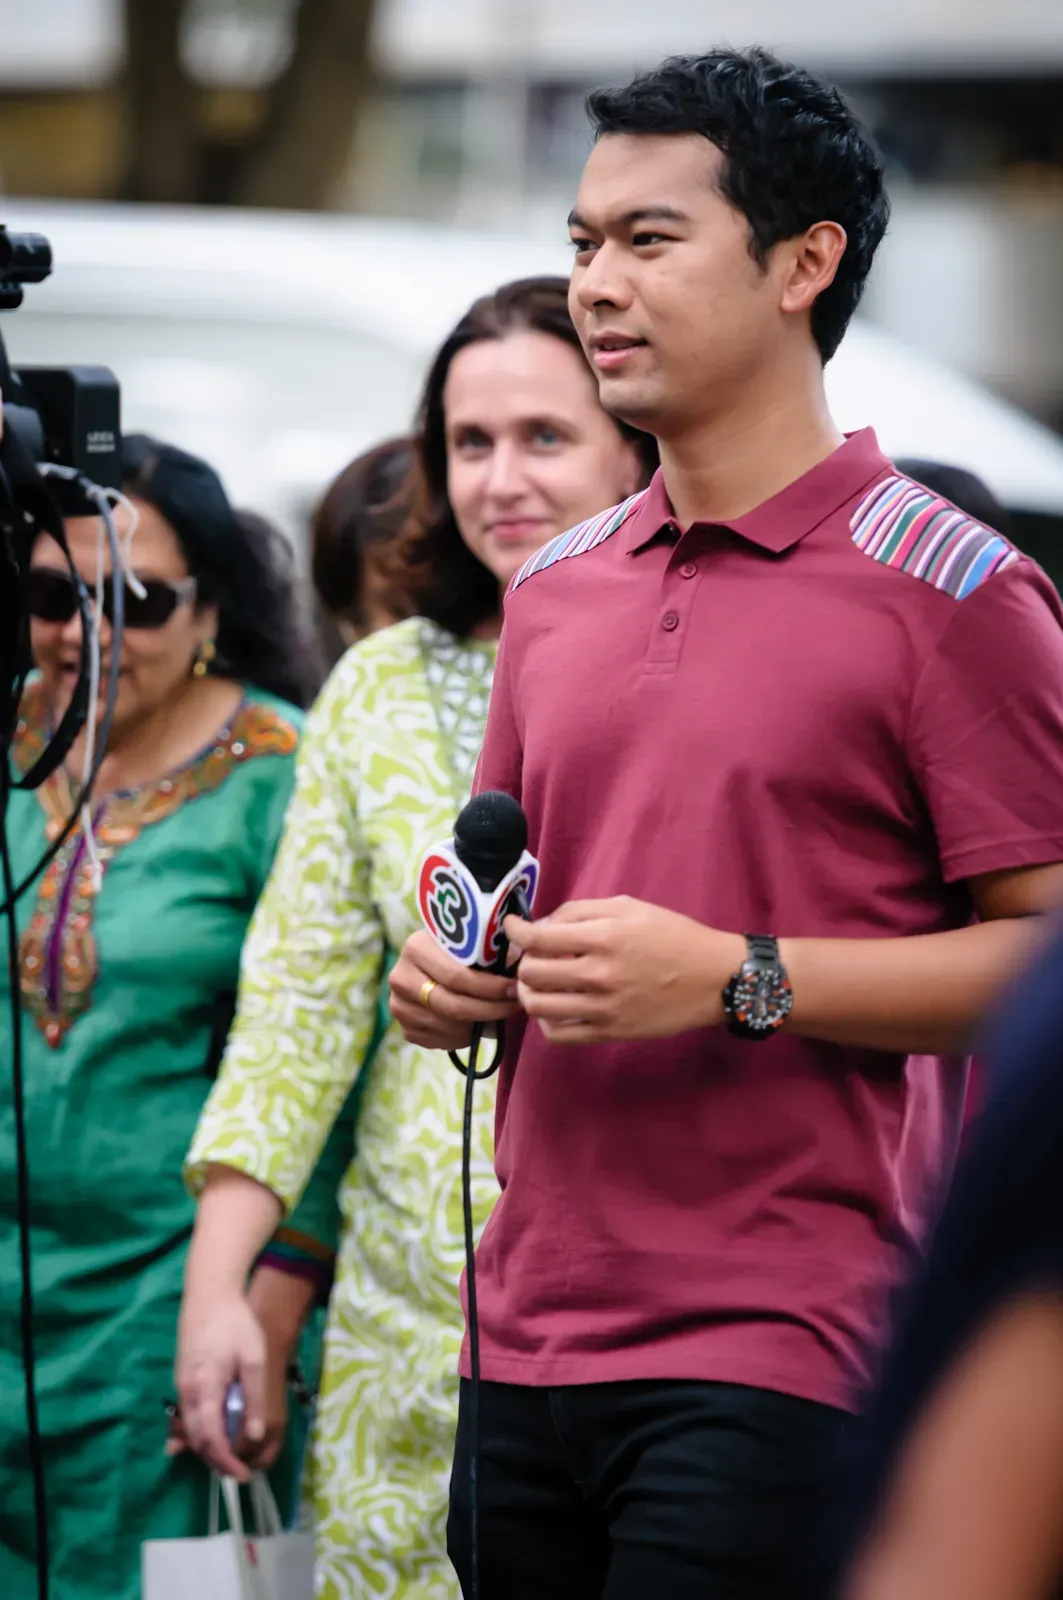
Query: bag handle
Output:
[[248, 1473, 284, 1538], [219, 1477, 261, 1600], [208, 1474, 280, 1600], [209, 1471, 284, 1538]]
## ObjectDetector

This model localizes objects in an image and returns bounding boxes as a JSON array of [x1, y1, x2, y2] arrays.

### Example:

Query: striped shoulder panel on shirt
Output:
[[851, 474, 1018, 600], [509, 489, 649, 592]]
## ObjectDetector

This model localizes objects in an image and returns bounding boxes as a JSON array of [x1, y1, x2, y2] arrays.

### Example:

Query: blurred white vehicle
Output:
[[3, 201, 1063, 542]]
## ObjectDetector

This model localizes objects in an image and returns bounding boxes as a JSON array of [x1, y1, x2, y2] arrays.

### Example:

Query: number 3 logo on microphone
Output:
[[417, 845, 540, 968], [482, 859, 539, 966], [418, 850, 481, 964]]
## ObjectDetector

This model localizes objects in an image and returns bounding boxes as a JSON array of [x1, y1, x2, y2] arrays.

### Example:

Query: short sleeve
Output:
[[473, 624, 522, 801], [908, 559, 1063, 883]]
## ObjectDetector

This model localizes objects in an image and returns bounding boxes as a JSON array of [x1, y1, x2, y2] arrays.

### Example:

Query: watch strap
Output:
[[745, 933, 779, 967]]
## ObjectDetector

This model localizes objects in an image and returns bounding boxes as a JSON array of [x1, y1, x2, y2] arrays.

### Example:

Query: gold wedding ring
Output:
[[419, 978, 438, 1009]]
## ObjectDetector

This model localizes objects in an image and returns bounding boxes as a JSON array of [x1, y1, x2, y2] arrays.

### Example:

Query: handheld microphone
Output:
[[417, 790, 539, 972], [416, 791, 538, 1600]]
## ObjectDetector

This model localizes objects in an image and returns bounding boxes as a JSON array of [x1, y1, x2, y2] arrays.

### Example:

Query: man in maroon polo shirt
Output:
[[390, 47, 1063, 1600]]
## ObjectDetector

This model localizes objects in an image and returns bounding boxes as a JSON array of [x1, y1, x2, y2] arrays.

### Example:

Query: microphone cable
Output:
[[448, 1023, 503, 1600], [446, 882, 527, 1600], [1, 477, 125, 1600], [1, 476, 129, 911], [0, 760, 48, 1600]]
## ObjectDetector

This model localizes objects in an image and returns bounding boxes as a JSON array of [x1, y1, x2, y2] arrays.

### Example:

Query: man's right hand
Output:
[[389, 929, 519, 1051]]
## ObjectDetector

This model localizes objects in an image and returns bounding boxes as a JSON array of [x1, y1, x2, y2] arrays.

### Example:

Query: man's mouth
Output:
[[589, 334, 647, 371]]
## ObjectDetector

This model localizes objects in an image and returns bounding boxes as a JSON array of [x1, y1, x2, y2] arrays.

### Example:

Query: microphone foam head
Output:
[[453, 790, 528, 891]]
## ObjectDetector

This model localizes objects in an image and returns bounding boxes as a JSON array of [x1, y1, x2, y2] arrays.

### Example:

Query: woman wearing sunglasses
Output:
[[0, 434, 320, 1600]]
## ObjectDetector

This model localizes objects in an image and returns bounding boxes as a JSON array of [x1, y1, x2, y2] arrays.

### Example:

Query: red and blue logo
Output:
[[482, 859, 540, 966], [417, 851, 481, 964]]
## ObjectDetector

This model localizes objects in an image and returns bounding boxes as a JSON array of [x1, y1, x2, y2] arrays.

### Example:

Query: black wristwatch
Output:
[[722, 934, 793, 1041]]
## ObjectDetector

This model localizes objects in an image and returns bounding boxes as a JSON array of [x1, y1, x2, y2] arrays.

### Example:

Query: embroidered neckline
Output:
[[14, 682, 298, 1048], [416, 620, 497, 809], [12, 678, 253, 797], [10, 679, 51, 779]]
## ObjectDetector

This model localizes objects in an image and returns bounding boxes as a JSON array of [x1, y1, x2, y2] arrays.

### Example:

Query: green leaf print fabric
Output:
[[186, 619, 500, 1599]]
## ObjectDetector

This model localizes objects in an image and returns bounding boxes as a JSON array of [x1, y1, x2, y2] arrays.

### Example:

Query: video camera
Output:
[[0, 224, 122, 760]]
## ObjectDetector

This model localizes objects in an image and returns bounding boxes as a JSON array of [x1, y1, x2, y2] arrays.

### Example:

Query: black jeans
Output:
[[448, 1377, 846, 1600]]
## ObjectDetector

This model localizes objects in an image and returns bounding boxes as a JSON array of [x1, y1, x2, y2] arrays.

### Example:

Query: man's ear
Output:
[[779, 221, 847, 319]]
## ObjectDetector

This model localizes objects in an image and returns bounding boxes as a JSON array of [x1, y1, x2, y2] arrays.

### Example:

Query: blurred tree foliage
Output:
[[121, 0, 376, 207]]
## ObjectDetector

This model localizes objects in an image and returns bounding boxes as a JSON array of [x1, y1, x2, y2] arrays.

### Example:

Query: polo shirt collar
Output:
[[625, 428, 890, 555]]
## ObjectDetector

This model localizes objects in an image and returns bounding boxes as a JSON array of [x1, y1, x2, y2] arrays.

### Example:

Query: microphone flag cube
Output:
[[417, 842, 539, 968]]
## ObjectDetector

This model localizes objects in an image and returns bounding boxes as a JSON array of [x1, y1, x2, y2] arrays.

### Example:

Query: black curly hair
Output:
[[586, 48, 890, 363]]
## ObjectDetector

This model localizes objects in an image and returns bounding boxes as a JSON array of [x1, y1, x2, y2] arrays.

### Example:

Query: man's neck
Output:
[[657, 368, 844, 530]]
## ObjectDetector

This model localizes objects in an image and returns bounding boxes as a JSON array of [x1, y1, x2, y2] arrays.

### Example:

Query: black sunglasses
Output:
[[28, 567, 198, 631]]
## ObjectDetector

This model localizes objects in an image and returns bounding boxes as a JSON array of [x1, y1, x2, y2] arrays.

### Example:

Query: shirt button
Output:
[[679, 562, 697, 579], [661, 610, 679, 632]]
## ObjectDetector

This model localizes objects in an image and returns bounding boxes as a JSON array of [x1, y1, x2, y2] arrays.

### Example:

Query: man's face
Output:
[[568, 132, 789, 436]]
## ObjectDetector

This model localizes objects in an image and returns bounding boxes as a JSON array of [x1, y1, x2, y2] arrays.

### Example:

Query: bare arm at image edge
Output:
[[849, 1292, 1063, 1600]]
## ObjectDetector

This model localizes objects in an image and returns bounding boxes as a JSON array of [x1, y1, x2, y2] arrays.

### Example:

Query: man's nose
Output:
[[573, 241, 631, 313]]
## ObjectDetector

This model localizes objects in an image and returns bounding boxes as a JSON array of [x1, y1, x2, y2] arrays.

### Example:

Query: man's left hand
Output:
[[503, 897, 746, 1044]]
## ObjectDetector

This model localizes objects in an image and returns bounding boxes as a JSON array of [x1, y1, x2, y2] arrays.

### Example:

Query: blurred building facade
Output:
[[1, 0, 1062, 428]]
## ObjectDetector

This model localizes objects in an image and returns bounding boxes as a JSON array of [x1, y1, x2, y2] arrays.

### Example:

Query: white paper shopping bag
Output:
[[142, 1473, 314, 1600]]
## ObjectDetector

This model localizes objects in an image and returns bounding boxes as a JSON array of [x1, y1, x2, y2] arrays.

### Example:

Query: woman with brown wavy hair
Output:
[[176, 277, 656, 1597]]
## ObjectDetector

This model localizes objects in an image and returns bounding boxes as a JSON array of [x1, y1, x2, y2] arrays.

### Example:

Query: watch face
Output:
[[729, 965, 793, 1032]]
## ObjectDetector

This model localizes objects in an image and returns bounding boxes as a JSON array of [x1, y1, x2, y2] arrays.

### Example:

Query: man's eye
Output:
[[570, 237, 595, 256], [632, 232, 667, 248]]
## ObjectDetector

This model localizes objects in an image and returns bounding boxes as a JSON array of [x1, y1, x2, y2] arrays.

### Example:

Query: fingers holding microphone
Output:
[[394, 790, 539, 1050], [503, 896, 740, 1043], [389, 930, 519, 1051], [400, 862, 740, 1048]]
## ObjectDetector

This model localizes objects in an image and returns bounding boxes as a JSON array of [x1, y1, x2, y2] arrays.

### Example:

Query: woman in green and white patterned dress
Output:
[[176, 277, 656, 1598]]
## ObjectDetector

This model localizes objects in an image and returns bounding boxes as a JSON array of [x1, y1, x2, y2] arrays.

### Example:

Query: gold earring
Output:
[[193, 638, 217, 678]]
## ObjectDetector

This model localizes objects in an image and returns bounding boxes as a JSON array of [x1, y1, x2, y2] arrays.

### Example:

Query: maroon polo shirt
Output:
[[468, 428, 1063, 1409]]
